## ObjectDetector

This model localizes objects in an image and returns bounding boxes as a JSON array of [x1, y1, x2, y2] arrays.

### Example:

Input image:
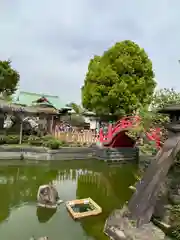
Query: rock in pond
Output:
[[37, 183, 62, 209]]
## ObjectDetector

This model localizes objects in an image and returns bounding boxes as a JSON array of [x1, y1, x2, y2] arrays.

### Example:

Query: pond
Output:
[[0, 160, 138, 240]]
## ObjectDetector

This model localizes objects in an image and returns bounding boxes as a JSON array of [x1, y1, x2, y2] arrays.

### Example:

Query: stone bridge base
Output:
[[104, 206, 166, 240], [94, 146, 139, 163]]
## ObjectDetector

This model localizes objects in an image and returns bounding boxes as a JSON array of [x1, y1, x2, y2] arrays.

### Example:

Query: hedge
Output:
[[0, 134, 87, 149]]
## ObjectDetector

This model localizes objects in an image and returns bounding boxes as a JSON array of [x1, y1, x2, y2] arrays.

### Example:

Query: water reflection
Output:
[[36, 207, 57, 223], [0, 166, 59, 223], [76, 166, 137, 239], [0, 161, 137, 240]]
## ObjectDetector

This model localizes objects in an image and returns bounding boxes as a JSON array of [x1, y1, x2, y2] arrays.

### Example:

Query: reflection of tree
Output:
[[0, 160, 104, 226], [0, 160, 138, 240], [0, 166, 59, 223], [0, 185, 11, 222], [103, 164, 138, 202], [76, 165, 137, 240], [0, 165, 81, 224], [36, 207, 56, 223]]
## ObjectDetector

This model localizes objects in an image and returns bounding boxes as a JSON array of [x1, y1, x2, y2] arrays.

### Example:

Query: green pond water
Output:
[[0, 160, 138, 240]]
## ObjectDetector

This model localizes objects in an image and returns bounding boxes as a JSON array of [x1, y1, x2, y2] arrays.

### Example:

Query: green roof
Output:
[[13, 91, 67, 110]]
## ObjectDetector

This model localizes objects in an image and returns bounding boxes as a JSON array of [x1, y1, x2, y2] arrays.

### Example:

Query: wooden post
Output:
[[50, 115, 54, 134], [19, 121, 23, 144]]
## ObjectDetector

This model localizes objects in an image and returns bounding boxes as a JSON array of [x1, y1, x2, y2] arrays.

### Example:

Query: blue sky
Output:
[[1, 0, 180, 103]]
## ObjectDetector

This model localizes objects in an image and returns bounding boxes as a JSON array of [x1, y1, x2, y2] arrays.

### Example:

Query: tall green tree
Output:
[[140, 88, 180, 128], [150, 88, 180, 110], [135, 88, 180, 145], [66, 102, 83, 114], [82, 40, 156, 116], [0, 60, 20, 96], [65, 102, 86, 126]]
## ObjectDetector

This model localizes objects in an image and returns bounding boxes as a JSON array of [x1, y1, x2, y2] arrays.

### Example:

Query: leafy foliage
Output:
[[168, 223, 180, 240], [128, 88, 180, 155], [28, 135, 43, 146], [142, 88, 180, 134], [28, 135, 61, 149], [151, 88, 180, 110], [41, 134, 55, 142], [66, 102, 90, 126], [4, 135, 20, 144], [82, 40, 156, 116], [0, 135, 20, 144], [67, 102, 83, 114], [69, 114, 86, 126], [45, 139, 61, 149], [0, 60, 20, 96]]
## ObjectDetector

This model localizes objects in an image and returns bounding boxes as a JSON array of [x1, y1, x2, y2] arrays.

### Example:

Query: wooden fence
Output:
[[54, 131, 97, 144]]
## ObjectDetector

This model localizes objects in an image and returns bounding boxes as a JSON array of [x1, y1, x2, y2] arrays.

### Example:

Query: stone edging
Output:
[[0, 145, 139, 162]]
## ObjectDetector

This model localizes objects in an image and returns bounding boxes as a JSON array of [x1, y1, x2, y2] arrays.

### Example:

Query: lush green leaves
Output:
[[0, 60, 20, 96], [67, 102, 83, 114], [82, 40, 156, 116], [66, 102, 86, 126], [141, 88, 180, 128], [137, 88, 180, 146], [150, 88, 180, 110]]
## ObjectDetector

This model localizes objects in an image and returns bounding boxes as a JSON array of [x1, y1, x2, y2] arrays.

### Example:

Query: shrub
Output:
[[4, 135, 20, 144], [140, 143, 158, 155], [28, 135, 43, 146], [76, 141, 82, 147], [46, 139, 61, 149], [0, 135, 5, 145], [42, 135, 56, 147], [168, 225, 180, 239], [61, 140, 69, 146], [42, 134, 54, 142], [22, 135, 29, 143]]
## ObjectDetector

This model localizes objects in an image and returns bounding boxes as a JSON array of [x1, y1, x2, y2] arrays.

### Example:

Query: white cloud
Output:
[[0, 0, 180, 103]]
